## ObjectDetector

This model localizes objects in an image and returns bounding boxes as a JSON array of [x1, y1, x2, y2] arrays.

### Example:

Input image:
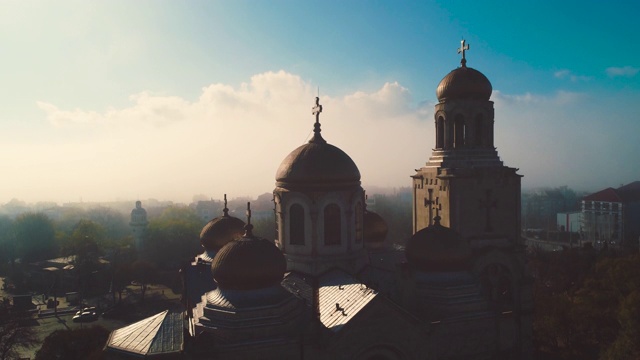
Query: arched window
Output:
[[355, 202, 363, 243], [454, 114, 465, 148], [324, 204, 341, 246], [436, 116, 445, 149], [289, 204, 305, 245], [475, 113, 484, 147], [445, 117, 453, 149]]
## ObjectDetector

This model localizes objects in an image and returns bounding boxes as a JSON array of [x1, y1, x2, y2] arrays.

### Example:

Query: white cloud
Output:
[[606, 66, 639, 77], [29, 71, 430, 203], [17, 72, 640, 204], [492, 90, 584, 106], [553, 69, 590, 82]]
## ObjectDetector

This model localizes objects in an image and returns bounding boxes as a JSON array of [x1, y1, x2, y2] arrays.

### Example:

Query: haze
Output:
[[1, 1, 638, 204]]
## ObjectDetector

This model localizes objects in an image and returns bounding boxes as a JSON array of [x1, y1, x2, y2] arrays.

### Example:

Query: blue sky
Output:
[[1, 1, 639, 203]]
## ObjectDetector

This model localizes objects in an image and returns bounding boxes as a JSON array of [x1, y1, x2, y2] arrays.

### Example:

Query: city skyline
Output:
[[2, 1, 639, 204]]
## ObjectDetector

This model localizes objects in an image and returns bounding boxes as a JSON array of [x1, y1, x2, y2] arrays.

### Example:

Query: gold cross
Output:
[[312, 97, 322, 124], [458, 39, 470, 67]]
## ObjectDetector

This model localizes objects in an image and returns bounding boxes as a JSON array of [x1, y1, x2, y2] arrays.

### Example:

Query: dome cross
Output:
[[310, 97, 326, 143], [457, 39, 470, 67], [312, 97, 322, 125], [223, 194, 229, 216]]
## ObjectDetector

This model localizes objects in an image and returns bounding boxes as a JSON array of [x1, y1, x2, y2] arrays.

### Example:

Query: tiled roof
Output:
[[282, 270, 379, 332], [583, 181, 640, 203], [318, 269, 377, 332], [106, 310, 183, 356], [583, 187, 622, 202]]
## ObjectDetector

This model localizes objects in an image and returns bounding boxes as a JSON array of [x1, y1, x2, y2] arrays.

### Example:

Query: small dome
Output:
[[200, 196, 245, 251], [200, 215, 245, 252], [363, 211, 388, 249], [405, 217, 471, 272], [436, 67, 492, 102], [211, 230, 286, 290], [276, 136, 360, 189]]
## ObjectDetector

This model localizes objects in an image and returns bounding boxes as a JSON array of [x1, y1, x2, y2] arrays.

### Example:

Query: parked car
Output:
[[72, 311, 98, 322], [75, 307, 97, 316]]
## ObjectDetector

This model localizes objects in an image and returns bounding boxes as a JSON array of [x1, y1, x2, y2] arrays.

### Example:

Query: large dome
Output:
[[211, 227, 286, 290], [405, 217, 471, 272], [275, 133, 360, 188], [436, 66, 492, 102]]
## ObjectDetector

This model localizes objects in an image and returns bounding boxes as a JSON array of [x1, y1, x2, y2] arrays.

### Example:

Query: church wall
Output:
[[413, 167, 521, 244], [279, 192, 314, 255], [275, 187, 367, 276], [324, 299, 426, 360]]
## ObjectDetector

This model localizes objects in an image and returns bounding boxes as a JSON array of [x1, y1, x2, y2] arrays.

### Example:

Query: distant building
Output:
[[557, 211, 581, 232], [130, 201, 148, 251], [194, 199, 222, 221], [106, 42, 532, 359], [581, 181, 640, 247]]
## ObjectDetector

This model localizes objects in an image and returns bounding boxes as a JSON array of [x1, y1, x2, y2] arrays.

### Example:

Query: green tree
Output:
[[145, 206, 203, 269], [34, 326, 108, 360], [0, 216, 16, 272], [14, 213, 56, 263], [131, 260, 158, 302], [86, 207, 129, 246], [532, 251, 640, 359], [112, 263, 132, 303], [65, 220, 105, 296], [0, 302, 38, 360], [603, 289, 640, 359]]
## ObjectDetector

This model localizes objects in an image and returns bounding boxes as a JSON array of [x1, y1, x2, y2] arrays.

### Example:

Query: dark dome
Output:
[[436, 67, 492, 102], [200, 215, 245, 251], [211, 233, 286, 290], [276, 133, 360, 189], [363, 211, 388, 249], [405, 218, 471, 272]]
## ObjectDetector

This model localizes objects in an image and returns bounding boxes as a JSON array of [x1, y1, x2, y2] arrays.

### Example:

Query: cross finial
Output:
[[458, 39, 470, 67], [312, 97, 322, 125], [243, 202, 254, 237], [222, 194, 229, 216], [310, 97, 326, 144]]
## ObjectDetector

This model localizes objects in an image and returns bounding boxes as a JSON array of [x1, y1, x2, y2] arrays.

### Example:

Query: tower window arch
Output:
[[436, 116, 445, 149], [454, 114, 465, 148], [324, 204, 341, 246], [475, 113, 484, 147], [289, 204, 305, 245]]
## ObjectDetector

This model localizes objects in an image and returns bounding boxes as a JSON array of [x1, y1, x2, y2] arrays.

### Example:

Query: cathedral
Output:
[[105, 41, 533, 360]]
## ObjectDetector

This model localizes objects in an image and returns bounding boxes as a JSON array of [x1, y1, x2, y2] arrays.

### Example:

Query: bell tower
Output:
[[412, 40, 522, 244]]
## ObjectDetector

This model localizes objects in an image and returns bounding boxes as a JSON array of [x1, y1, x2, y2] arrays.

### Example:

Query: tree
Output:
[[86, 207, 129, 246], [131, 260, 158, 302], [144, 206, 203, 269], [34, 326, 109, 360], [532, 251, 640, 359], [0, 303, 38, 360], [112, 263, 132, 303], [62, 220, 105, 297], [0, 216, 16, 272], [13, 213, 56, 263]]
